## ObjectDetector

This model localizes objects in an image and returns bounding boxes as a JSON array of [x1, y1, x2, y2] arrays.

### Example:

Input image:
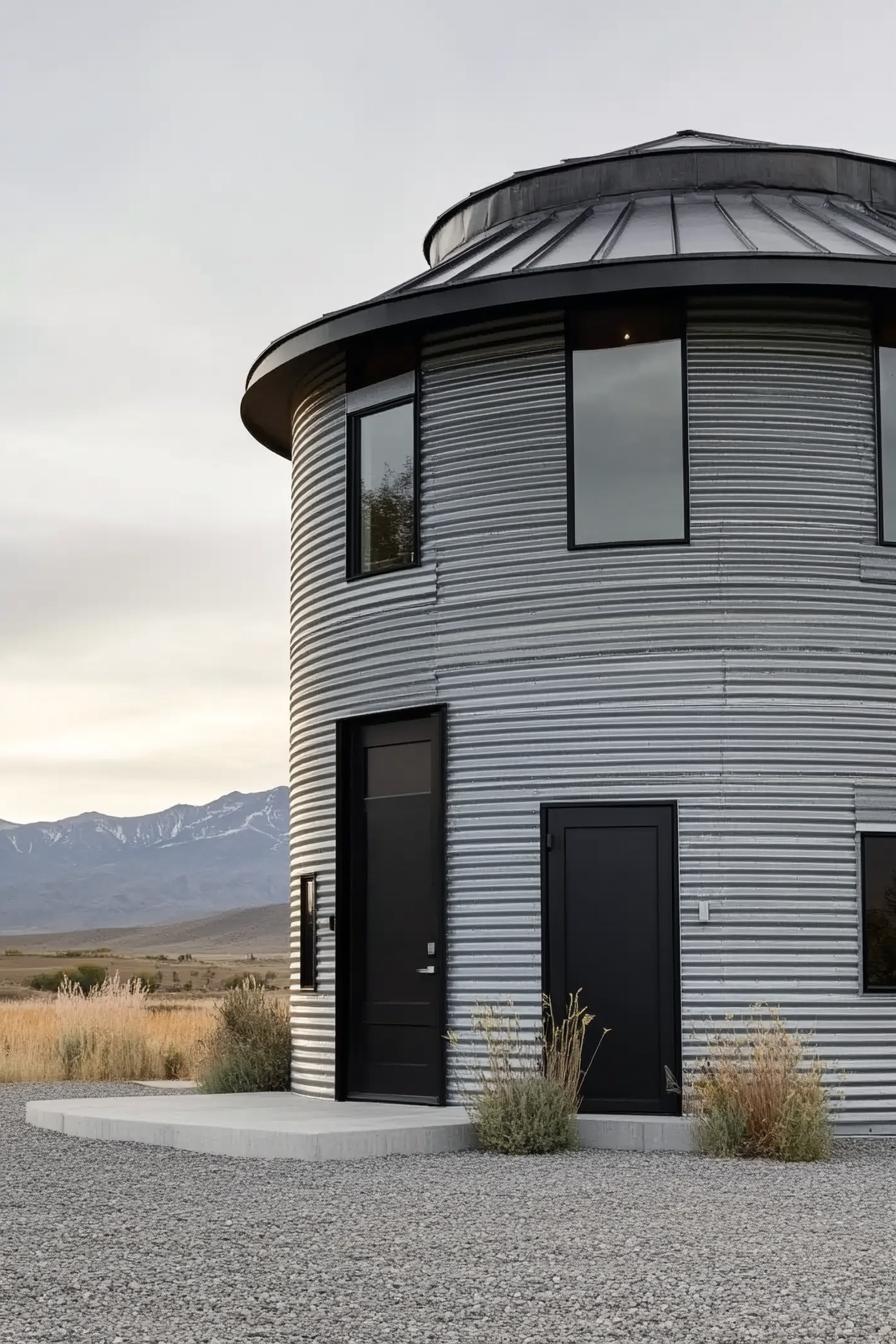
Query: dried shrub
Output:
[[30, 963, 108, 994], [196, 977, 290, 1093], [476, 1073, 575, 1154], [692, 1009, 832, 1162], [54, 974, 153, 1080], [543, 990, 608, 1109], [163, 1046, 187, 1080], [453, 993, 607, 1155]]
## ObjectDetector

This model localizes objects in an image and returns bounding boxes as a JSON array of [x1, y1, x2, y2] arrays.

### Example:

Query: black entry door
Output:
[[340, 710, 444, 1103], [544, 803, 680, 1115]]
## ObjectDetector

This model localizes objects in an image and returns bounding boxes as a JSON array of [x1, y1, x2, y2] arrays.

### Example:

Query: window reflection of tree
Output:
[[362, 458, 414, 571]]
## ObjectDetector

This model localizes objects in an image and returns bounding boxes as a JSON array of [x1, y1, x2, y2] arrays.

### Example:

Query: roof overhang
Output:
[[241, 253, 896, 460]]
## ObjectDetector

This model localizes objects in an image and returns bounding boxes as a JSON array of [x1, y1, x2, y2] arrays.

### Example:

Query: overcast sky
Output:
[[4, 0, 896, 823]]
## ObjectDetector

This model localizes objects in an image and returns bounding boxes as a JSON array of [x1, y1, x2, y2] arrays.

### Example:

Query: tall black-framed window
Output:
[[345, 348, 419, 579], [298, 872, 317, 992], [862, 832, 896, 992], [567, 304, 688, 549], [876, 317, 896, 546]]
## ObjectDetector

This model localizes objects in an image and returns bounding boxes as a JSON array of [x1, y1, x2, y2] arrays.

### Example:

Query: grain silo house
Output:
[[241, 130, 896, 1132]]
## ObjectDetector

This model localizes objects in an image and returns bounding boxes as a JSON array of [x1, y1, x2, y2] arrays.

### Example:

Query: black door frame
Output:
[[334, 703, 447, 1104], [539, 799, 683, 1114]]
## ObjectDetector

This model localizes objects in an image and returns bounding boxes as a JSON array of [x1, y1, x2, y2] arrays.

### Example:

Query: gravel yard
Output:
[[2, 1083, 895, 1344]]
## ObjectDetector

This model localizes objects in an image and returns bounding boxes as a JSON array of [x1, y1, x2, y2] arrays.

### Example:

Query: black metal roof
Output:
[[422, 130, 896, 263], [408, 191, 896, 287], [243, 131, 896, 458]]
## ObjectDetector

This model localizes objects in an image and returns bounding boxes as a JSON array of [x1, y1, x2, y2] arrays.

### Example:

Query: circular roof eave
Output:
[[242, 252, 896, 459]]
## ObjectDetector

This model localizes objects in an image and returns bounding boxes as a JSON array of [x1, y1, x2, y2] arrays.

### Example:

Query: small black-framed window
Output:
[[299, 872, 317, 991], [876, 315, 896, 546], [567, 304, 688, 550], [346, 373, 418, 580], [861, 833, 896, 992]]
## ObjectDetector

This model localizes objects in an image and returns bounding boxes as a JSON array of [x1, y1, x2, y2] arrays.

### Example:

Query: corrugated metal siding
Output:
[[856, 787, 896, 830], [289, 299, 896, 1130], [287, 356, 438, 1096]]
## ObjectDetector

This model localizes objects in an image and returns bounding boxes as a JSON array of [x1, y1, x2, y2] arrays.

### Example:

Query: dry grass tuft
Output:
[[692, 1009, 832, 1162], [452, 992, 607, 1155], [0, 974, 214, 1082], [543, 989, 608, 1109]]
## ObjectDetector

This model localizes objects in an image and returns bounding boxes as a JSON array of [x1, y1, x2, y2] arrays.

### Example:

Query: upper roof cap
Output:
[[242, 130, 896, 459], [567, 129, 777, 157], [424, 128, 896, 264]]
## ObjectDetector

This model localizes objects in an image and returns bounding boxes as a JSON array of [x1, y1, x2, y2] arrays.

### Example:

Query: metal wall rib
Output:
[[288, 355, 438, 1095], [289, 299, 896, 1130]]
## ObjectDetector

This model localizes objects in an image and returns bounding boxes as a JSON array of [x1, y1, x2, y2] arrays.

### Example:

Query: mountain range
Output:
[[0, 788, 289, 933]]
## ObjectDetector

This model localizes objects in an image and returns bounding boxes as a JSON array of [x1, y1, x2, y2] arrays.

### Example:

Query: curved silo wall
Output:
[[289, 297, 896, 1131]]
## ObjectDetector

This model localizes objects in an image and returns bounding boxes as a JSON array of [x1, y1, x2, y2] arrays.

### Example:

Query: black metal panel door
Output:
[[545, 803, 680, 1115], [343, 711, 444, 1103]]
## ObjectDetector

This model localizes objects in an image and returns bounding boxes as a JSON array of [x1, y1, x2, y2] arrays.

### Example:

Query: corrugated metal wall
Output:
[[289, 297, 896, 1131]]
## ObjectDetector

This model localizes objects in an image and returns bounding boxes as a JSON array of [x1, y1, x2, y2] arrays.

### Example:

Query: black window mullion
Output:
[[567, 303, 687, 550], [299, 872, 317, 991], [861, 831, 896, 992], [876, 320, 896, 547], [346, 393, 418, 580], [346, 414, 362, 579]]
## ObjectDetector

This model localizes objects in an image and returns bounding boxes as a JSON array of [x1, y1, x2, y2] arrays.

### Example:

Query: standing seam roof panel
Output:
[[394, 190, 896, 291]]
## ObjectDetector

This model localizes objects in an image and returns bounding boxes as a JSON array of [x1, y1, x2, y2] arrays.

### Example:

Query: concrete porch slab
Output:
[[578, 1113, 697, 1153], [26, 1092, 474, 1162], [25, 1092, 698, 1161], [131, 1079, 197, 1091]]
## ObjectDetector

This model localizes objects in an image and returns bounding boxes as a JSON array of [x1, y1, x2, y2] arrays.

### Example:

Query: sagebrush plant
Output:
[[475, 1072, 575, 1155], [196, 976, 291, 1093], [29, 962, 109, 994], [451, 992, 607, 1155], [692, 1009, 832, 1162]]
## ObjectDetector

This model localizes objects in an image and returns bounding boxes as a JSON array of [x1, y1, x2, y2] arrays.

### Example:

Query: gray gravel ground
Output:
[[2, 1084, 896, 1344]]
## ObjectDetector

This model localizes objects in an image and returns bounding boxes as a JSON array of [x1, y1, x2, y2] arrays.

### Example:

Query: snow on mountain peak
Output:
[[0, 787, 289, 933]]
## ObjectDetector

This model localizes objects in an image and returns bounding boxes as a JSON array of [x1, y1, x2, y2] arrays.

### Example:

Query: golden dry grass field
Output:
[[0, 981, 214, 1082], [0, 947, 290, 1083]]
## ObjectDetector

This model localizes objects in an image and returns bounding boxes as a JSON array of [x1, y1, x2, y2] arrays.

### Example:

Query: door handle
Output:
[[415, 965, 435, 975]]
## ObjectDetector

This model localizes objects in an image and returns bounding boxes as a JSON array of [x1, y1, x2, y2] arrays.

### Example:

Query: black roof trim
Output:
[[242, 253, 896, 459], [561, 128, 771, 161]]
